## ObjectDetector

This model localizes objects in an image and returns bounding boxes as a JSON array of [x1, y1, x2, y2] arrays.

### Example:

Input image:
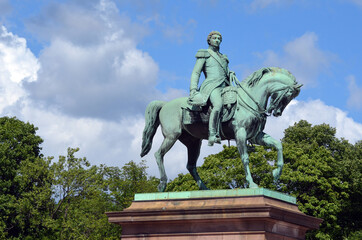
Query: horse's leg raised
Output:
[[179, 136, 208, 190], [255, 132, 283, 183], [235, 128, 258, 188], [155, 136, 178, 192]]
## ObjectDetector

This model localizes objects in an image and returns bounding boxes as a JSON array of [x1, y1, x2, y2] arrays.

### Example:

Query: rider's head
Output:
[[207, 31, 222, 45]]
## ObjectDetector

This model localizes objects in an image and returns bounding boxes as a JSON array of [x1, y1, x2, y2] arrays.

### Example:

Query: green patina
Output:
[[140, 31, 302, 192], [134, 188, 296, 204]]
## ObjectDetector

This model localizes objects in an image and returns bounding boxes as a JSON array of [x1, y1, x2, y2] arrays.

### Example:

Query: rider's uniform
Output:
[[189, 49, 230, 106]]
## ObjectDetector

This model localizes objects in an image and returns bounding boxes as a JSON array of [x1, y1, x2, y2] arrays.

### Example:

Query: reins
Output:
[[234, 78, 295, 118]]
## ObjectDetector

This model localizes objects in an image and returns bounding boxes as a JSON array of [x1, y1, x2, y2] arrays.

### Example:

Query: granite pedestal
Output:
[[106, 188, 322, 239]]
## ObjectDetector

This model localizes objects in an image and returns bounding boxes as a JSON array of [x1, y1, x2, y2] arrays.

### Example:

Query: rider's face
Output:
[[209, 34, 221, 48]]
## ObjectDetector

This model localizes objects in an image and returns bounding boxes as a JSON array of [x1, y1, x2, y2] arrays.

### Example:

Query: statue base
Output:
[[106, 188, 322, 239]]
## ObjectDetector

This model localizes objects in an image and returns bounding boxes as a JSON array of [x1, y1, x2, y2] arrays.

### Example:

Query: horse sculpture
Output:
[[141, 67, 302, 192]]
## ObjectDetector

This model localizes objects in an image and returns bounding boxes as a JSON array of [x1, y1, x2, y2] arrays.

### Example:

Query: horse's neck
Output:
[[240, 82, 270, 110]]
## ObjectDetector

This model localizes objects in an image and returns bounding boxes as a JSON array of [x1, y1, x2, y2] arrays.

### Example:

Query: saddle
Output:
[[183, 86, 237, 125]]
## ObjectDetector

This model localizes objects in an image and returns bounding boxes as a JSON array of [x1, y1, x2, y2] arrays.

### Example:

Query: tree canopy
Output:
[[0, 117, 158, 239], [0, 117, 360, 239]]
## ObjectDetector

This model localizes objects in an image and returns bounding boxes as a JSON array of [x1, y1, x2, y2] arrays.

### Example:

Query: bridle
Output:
[[236, 82, 296, 118]]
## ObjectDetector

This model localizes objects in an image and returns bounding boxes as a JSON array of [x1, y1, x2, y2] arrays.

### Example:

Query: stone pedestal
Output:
[[106, 188, 322, 239]]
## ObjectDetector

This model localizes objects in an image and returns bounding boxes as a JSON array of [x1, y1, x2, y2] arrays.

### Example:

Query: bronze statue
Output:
[[140, 31, 302, 192]]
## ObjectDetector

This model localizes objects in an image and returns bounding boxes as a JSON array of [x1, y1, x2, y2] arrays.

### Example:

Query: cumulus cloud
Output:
[[259, 32, 334, 87], [0, 1, 194, 180], [346, 75, 362, 110], [15, 100, 222, 179], [0, 26, 40, 113], [24, 0, 164, 119], [265, 99, 362, 144], [26, 0, 148, 45]]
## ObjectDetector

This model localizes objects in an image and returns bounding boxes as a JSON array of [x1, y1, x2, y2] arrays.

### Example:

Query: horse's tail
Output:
[[140, 100, 166, 157]]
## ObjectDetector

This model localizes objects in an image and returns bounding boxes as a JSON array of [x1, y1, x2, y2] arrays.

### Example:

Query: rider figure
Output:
[[188, 31, 237, 146]]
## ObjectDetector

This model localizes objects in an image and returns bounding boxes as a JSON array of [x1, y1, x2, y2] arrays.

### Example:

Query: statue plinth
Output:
[[106, 188, 322, 239]]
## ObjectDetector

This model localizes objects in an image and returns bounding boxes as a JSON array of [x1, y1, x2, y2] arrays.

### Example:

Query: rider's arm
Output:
[[190, 58, 205, 95]]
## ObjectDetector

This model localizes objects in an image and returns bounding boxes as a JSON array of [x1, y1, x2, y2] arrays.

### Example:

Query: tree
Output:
[[0, 117, 160, 239], [49, 149, 158, 239], [105, 160, 159, 209], [0, 117, 55, 239], [280, 121, 350, 239], [49, 147, 122, 239]]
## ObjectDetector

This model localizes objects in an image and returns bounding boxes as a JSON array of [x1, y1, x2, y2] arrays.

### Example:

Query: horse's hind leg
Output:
[[179, 136, 209, 190], [155, 136, 178, 192]]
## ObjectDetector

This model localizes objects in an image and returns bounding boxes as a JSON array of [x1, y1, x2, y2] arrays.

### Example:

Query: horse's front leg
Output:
[[235, 128, 258, 188], [254, 132, 283, 183]]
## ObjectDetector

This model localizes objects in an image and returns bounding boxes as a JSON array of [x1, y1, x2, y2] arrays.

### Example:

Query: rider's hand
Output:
[[190, 89, 197, 97]]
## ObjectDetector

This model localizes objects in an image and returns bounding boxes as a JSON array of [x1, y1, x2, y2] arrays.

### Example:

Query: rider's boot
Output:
[[208, 109, 221, 146]]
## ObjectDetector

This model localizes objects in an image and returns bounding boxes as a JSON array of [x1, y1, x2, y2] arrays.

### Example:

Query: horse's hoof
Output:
[[272, 167, 282, 182], [199, 184, 209, 190], [208, 136, 221, 146], [158, 182, 167, 192], [249, 182, 259, 188]]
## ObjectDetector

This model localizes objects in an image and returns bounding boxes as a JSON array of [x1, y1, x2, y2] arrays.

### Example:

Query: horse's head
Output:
[[267, 83, 302, 117], [238, 67, 301, 117]]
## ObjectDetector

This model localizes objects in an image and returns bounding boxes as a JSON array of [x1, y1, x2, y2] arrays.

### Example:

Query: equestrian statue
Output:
[[140, 31, 302, 192]]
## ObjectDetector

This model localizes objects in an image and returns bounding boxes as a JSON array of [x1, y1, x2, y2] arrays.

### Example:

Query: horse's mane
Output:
[[243, 67, 297, 87]]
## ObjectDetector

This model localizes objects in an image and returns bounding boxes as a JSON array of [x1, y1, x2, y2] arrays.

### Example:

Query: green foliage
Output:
[[48, 149, 158, 239], [0, 117, 159, 239], [280, 120, 350, 239], [0, 117, 43, 197], [105, 160, 158, 209], [48, 147, 120, 239], [2, 116, 360, 239], [0, 117, 52, 239]]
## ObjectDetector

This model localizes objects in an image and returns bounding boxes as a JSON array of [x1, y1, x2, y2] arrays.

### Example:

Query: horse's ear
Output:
[[296, 84, 303, 89]]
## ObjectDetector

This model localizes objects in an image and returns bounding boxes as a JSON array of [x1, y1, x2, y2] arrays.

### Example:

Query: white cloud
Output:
[[265, 99, 362, 143], [23, 0, 168, 119], [346, 75, 362, 110], [27, 37, 159, 118], [260, 32, 334, 87], [0, 26, 40, 113], [17, 101, 222, 180], [0, 1, 198, 180]]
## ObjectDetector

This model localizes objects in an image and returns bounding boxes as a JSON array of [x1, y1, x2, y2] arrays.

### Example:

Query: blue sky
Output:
[[0, 0, 361, 179]]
